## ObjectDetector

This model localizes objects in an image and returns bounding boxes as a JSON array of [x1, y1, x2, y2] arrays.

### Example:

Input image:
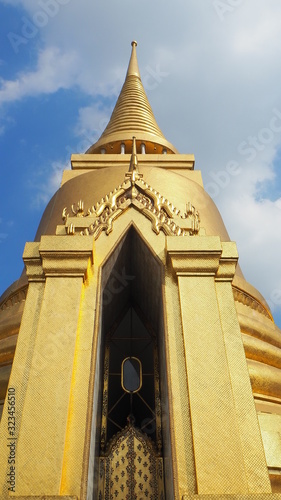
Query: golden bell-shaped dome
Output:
[[86, 42, 178, 155]]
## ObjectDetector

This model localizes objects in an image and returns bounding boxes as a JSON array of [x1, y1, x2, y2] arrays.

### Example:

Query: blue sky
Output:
[[1, 0, 281, 327]]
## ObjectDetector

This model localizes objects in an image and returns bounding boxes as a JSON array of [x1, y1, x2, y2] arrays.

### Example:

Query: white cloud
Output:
[[226, 194, 281, 308], [74, 103, 113, 147], [232, 4, 281, 55], [29, 159, 70, 209], [215, 148, 281, 311], [0, 47, 79, 105]]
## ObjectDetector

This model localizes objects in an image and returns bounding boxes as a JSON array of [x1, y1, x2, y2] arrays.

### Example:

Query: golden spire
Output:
[[126, 41, 140, 78], [86, 42, 178, 154]]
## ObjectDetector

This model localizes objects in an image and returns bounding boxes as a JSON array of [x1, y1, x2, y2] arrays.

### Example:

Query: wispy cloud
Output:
[[0, 218, 9, 243], [74, 103, 112, 147], [216, 151, 281, 311], [29, 159, 70, 209], [0, 47, 79, 105]]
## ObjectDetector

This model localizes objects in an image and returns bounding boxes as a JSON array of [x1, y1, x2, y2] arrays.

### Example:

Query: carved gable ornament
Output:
[[62, 176, 201, 240], [62, 140, 201, 240]]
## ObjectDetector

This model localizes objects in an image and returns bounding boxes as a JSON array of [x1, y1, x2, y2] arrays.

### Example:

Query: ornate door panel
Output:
[[98, 424, 164, 499]]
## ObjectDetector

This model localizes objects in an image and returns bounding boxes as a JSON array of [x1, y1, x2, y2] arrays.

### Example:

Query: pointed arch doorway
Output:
[[94, 226, 173, 499]]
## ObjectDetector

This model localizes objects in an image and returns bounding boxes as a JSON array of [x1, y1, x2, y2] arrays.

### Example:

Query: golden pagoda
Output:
[[0, 41, 281, 499]]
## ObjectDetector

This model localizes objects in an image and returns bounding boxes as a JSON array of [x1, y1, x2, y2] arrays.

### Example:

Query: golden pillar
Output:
[[167, 236, 272, 496], [0, 236, 94, 498]]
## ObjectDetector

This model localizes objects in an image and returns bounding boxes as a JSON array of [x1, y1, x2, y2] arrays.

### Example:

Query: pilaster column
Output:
[[167, 236, 271, 495], [0, 242, 45, 498], [215, 242, 271, 493], [9, 236, 93, 497]]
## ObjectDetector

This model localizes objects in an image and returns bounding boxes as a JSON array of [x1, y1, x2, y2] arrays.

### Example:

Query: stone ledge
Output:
[[71, 153, 195, 170]]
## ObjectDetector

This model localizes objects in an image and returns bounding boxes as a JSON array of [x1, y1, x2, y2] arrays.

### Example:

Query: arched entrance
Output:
[[94, 226, 172, 499]]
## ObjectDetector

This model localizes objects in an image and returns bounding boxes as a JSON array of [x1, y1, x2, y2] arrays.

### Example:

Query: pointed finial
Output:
[[130, 136, 138, 172], [126, 137, 143, 185], [127, 40, 141, 78]]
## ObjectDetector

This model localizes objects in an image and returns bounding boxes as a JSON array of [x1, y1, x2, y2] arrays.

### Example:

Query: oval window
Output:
[[121, 357, 142, 393]]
